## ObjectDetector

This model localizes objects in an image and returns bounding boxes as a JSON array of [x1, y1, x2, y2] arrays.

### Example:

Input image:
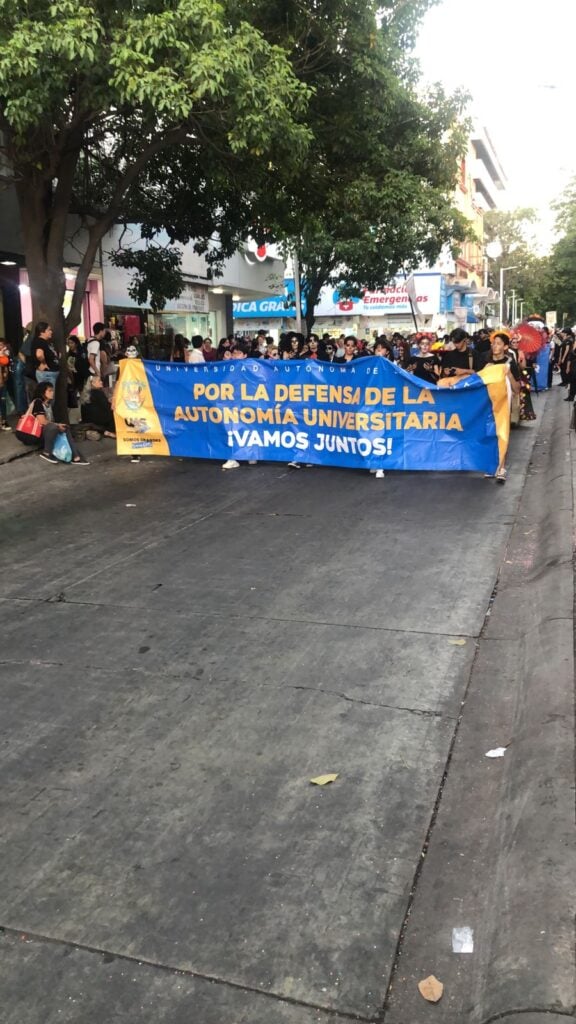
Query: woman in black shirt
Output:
[[15, 382, 89, 464], [81, 375, 116, 436], [408, 337, 440, 384], [32, 321, 60, 386]]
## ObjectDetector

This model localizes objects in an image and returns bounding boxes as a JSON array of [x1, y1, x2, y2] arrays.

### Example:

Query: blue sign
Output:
[[115, 358, 511, 474], [233, 278, 306, 319]]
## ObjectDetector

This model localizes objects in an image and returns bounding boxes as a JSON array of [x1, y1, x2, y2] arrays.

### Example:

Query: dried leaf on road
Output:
[[310, 773, 338, 786], [418, 975, 444, 1002], [447, 638, 467, 646]]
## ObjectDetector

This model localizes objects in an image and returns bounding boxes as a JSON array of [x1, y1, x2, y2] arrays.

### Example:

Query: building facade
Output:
[[102, 230, 285, 345]]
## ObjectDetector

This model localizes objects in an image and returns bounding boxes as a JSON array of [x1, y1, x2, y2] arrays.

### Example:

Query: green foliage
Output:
[[243, 1, 470, 326], [0, 0, 310, 149], [0, 0, 311, 330], [541, 178, 576, 323], [0, 0, 470, 338], [483, 208, 548, 318], [108, 244, 185, 312]]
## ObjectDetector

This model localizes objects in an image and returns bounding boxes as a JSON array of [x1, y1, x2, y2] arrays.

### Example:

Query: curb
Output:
[[0, 446, 35, 466]]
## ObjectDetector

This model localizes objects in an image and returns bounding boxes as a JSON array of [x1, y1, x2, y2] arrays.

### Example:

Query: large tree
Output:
[[239, 0, 471, 332], [0, 0, 310, 348], [0, 0, 471, 366], [540, 178, 576, 324], [77, 1, 472, 335], [483, 207, 548, 319]]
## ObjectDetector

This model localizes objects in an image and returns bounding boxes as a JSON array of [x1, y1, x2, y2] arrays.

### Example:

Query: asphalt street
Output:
[[0, 389, 574, 1024]]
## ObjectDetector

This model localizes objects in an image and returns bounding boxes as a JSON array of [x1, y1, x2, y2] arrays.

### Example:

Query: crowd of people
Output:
[[0, 318, 565, 479], [163, 325, 543, 482], [1, 321, 136, 465], [169, 326, 540, 423]]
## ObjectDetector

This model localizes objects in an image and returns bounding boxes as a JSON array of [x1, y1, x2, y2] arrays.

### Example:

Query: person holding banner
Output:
[[441, 329, 478, 380], [487, 332, 522, 482], [222, 341, 258, 470], [408, 336, 440, 384], [335, 336, 359, 363]]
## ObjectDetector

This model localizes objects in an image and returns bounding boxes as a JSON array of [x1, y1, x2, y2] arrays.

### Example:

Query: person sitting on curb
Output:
[[15, 381, 89, 464], [81, 375, 116, 438]]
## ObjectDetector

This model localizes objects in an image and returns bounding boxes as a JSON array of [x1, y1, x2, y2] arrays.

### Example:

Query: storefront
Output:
[[18, 268, 104, 339], [149, 284, 217, 339], [233, 273, 446, 338], [314, 274, 445, 336]]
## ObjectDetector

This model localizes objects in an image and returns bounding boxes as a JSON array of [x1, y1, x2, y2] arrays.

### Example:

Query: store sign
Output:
[[233, 279, 305, 319], [233, 274, 443, 321], [169, 286, 209, 313], [315, 275, 443, 317]]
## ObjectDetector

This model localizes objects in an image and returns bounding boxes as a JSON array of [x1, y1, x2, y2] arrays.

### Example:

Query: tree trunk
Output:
[[303, 279, 323, 336], [15, 177, 69, 418]]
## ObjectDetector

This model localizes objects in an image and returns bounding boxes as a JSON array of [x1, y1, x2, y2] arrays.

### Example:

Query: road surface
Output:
[[0, 389, 573, 1024]]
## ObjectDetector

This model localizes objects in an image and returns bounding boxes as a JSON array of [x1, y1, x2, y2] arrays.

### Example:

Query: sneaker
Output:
[[375, 469, 385, 479], [39, 452, 58, 464], [1, 423, 11, 431], [71, 457, 90, 465], [130, 455, 141, 463], [222, 459, 240, 470], [287, 461, 301, 469], [495, 467, 507, 484]]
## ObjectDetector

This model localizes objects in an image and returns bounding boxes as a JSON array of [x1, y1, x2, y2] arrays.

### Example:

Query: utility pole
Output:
[[499, 266, 518, 324], [292, 249, 303, 336]]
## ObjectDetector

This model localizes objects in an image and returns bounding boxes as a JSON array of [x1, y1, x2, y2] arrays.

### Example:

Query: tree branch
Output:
[[65, 125, 190, 331]]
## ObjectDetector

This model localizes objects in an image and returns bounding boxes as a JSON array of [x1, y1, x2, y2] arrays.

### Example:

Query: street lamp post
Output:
[[519, 300, 525, 321], [484, 240, 503, 291], [499, 266, 518, 325]]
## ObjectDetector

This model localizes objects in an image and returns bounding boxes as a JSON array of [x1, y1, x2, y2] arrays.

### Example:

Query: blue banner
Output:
[[114, 358, 510, 474]]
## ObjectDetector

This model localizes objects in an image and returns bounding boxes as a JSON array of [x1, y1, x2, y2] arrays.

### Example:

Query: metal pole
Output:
[[519, 300, 525, 320], [292, 249, 303, 336], [402, 268, 419, 333], [499, 266, 518, 325]]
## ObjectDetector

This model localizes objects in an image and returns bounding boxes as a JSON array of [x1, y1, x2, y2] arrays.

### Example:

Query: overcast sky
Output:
[[414, 0, 576, 249]]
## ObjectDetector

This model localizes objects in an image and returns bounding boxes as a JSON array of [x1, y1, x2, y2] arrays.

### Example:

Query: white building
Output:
[[102, 229, 285, 343]]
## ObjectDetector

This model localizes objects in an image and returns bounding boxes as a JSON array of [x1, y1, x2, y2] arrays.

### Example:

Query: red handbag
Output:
[[16, 403, 43, 439]]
